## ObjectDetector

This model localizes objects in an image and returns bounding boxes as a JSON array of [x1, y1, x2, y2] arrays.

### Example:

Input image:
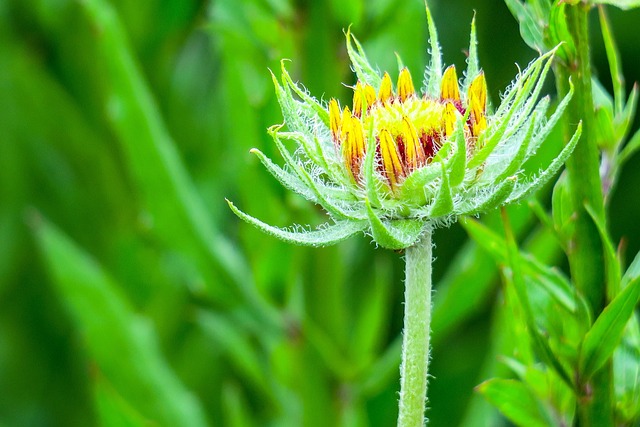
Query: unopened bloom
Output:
[[228, 9, 580, 250]]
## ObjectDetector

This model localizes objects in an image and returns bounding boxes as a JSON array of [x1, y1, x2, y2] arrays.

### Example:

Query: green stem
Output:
[[397, 231, 433, 427], [554, 5, 612, 426]]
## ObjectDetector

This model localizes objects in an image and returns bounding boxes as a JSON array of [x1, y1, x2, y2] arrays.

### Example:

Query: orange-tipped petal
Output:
[[440, 65, 460, 101], [397, 68, 415, 102], [401, 116, 426, 170], [339, 106, 352, 142], [353, 81, 377, 117], [468, 72, 487, 136], [472, 113, 487, 137], [343, 116, 366, 180], [468, 72, 487, 116], [443, 102, 458, 136], [329, 99, 341, 140], [379, 72, 393, 104], [379, 129, 405, 190]]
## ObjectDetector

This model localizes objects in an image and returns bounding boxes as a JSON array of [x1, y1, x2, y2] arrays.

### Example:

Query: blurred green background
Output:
[[1, 0, 639, 426]]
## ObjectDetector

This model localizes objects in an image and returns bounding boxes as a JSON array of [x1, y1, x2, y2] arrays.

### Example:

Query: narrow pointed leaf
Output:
[[250, 148, 317, 202], [584, 203, 621, 300], [228, 200, 366, 247], [507, 122, 582, 204], [579, 269, 640, 380], [477, 379, 555, 427], [467, 177, 517, 215], [34, 218, 208, 427]]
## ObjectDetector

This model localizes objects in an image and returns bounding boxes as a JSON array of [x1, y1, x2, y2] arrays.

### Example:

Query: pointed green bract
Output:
[[345, 29, 381, 89], [366, 200, 425, 250], [463, 13, 479, 91], [423, 5, 443, 98], [227, 200, 367, 247]]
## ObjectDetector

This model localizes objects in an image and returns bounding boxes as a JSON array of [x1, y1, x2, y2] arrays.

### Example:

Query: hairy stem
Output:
[[554, 5, 612, 426], [397, 231, 433, 427]]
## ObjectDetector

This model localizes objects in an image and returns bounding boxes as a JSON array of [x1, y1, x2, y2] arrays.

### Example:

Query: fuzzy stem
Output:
[[397, 231, 433, 427]]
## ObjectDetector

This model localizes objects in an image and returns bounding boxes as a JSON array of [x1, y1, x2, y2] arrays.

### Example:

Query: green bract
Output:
[[227, 9, 580, 250]]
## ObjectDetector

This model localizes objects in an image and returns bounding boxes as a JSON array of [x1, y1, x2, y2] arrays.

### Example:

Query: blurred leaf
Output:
[[590, 0, 640, 10], [619, 125, 640, 165], [477, 378, 556, 427], [197, 310, 277, 405], [461, 217, 577, 314], [579, 250, 640, 380], [221, 382, 255, 427], [349, 253, 392, 369], [598, 6, 624, 114], [34, 217, 209, 427], [584, 204, 621, 300], [499, 209, 574, 388], [77, 0, 280, 327], [94, 376, 148, 427], [504, 0, 546, 53]]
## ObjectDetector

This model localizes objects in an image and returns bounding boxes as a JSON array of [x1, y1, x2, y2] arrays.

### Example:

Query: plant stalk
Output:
[[554, 4, 612, 426], [397, 231, 433, 427]]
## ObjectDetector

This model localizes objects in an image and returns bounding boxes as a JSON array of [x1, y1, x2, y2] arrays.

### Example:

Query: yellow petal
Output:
[[440, 65, 460, 101], [339, 106, 351, 141], [379, 129, 404, 190], [397, 68, 415, 102], [342, 115, 366, 180], [468, 72, 487, 136], [379, 72, 393, 104], [401, 116, 425, 170], [468, 72, 487, 117], [329, 98, 341, 140], [443, 102, 458, 136], [353, 81, 377, 117]]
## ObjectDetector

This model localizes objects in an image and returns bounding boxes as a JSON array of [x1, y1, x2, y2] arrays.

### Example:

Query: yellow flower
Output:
[[330, 66, 488, 193], [227, 7, 580, 250]]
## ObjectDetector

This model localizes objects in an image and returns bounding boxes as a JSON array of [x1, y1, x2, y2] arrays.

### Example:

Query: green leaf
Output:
[[584, 203, 621, 300], [365, 200, 426, 250], [221, 382, 255, 427], [227, 199, 366, 247], [503, 0, 546, 53], [579, 267, 640, 380], [197, 311, 274, 401], [622, 248, 640, 288], [500, 209, 574, 388], [619, 123, 640, 166], [507, 121, 582, 204], [598, 7, 625, 114], [477, 379, 555, 427], [590, 0, 640, 10], [78, 0, 256, 307], [467, 177, 517, 216], [461, 217, 576, 314], [33, 218, 208, 427], [94, 376, 149, 427]]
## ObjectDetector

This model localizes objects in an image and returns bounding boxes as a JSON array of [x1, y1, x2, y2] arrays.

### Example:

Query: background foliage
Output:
[[1, 0, 638, 426]]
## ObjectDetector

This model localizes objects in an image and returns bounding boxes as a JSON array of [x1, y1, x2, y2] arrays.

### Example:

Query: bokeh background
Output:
[[1, 0, 639, 426]]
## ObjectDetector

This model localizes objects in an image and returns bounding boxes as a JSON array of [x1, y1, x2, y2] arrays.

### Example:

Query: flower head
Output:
[[228, 8, 580, 250]]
